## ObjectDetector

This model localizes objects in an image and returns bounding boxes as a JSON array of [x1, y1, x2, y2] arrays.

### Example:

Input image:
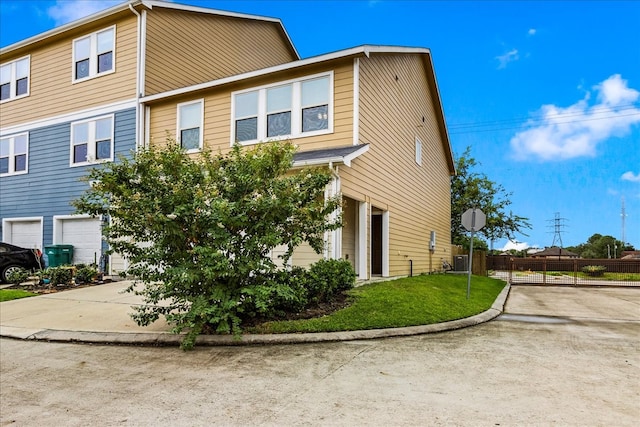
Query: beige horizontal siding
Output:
[[0, 15, 138, 128], [291, 242, 322, 269], [147, 61, 355, 154], [342, 53, 452, 276], [144, 9, 297, 96]]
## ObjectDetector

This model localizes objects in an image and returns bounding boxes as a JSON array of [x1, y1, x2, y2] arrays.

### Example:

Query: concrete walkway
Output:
[[0, 280, 510, 346]]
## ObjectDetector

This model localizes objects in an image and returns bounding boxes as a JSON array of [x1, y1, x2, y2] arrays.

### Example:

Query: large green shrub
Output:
[[241, 269, 309, 320], [74, 264, 98, 284], [48, 267, 73, 286], [307, 259, 356, 304], [73, 139, 342, 349], [582, 265, 606, 277]]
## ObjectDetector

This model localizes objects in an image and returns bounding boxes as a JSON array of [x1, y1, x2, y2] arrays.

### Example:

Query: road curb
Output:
[[0, 283, 511, 347]]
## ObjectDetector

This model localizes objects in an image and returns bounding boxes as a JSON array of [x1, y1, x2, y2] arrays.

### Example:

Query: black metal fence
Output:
[[489, 256, 640, 286]]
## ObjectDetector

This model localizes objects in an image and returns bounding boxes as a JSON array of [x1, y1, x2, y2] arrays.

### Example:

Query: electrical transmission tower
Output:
[[548, 212, 568, 248]]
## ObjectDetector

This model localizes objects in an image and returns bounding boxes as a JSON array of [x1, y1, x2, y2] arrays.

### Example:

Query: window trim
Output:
[[230, 71, 333, 146], [0, 132, 29, 177], [176, 99, 204, 153], [69, 114, 115, 167], [0, 55, 30, 103], [415, 136, 422, 166], [71, 25, 116, 83]]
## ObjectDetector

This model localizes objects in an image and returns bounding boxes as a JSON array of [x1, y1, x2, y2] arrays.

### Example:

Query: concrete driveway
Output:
[[1, 286, 638, 426]]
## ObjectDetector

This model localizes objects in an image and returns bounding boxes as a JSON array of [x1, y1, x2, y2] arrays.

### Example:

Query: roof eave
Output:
[[1, 1, 146, 55], [292, 144, 370, 168], [1, 0, 299, 60], [140, 45, 430, 104]]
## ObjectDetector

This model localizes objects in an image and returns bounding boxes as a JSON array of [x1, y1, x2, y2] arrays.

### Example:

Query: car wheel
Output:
[[1, 265, 24, 283]]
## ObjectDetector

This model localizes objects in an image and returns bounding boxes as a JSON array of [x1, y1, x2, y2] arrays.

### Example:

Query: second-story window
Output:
[[73, 27, 115, 82], [0, 133, 28, 176], [177, 99, 203, 152], [0, 56, 30, 102], [232, 72, 333, 145], [70, 115, 114, 166]]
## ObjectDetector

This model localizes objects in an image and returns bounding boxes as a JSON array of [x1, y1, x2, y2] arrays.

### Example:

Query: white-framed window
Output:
[[72, 26, 115, 82], [415, 137, 422, 166], [232, 72, 333, 145], [0, 56, 30, 103], [177, 99, 204, 152], [0, 132, 28, 176], [70, 115, 114, 166]]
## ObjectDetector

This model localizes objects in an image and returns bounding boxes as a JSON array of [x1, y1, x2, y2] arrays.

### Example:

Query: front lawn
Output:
[[248, 274, 506, 334], [0, 289, 38, 302]]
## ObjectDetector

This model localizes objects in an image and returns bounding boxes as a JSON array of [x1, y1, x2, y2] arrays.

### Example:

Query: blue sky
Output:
[[2, 0, 639, 251]]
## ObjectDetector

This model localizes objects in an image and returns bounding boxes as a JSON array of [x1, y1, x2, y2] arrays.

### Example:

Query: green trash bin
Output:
[[45, 244, 74, 267]]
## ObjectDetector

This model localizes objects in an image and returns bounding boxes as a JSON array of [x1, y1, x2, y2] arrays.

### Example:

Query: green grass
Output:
[[0, 289, 38, 302], [248, 274, 506, 334]]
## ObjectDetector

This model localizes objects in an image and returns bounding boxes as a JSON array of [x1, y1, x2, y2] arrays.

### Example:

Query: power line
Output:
[[447, 103, 640, 130], [448, 111, 640, 135]]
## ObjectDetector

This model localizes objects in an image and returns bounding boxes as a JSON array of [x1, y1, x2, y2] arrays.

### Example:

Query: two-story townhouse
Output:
[[0, 0, 298, 274], [141, 45, 455, 279]]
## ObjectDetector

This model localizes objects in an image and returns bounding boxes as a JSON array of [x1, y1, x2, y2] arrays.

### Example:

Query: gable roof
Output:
[[0, 0, 299, 59], [139, 45, 455, 174], [530, 247, 579, 257]]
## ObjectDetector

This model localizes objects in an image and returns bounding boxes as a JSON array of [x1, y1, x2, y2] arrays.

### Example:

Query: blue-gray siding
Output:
[[0, 108, 136, 246]]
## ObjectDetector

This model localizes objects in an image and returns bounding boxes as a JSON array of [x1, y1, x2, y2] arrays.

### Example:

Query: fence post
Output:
[[508, 258, 513, 284], [573, 259, 577, 286]]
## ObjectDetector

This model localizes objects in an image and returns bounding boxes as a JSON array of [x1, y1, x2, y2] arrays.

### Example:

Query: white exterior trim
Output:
[[0, 98, 136, 137], [52, 214, 97, 244], [382, 211, 390, 277], [358, 201, 368, 280], [1, 217, 44, 250], [230, 71, 333, 146], [353, 57, 360, 146]]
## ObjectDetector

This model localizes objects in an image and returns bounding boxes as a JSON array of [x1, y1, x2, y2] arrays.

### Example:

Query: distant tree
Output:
[[566, 234, 634, 259], [73, 139, 342, 349], [451, 147, 531, 249]]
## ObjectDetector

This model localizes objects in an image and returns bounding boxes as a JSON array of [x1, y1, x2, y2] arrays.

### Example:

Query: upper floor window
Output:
[[232, 72, 332, 145], [177, 99, 203, 152], [73, 26, 115, 82], [415, 137, 422, 166], [70, 115, 114, 166], [0, 133, 28, 176], [0, 56, 30, 102]]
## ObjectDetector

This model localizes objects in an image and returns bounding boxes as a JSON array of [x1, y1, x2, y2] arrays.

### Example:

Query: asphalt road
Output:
[[1, 286, 638, 426]]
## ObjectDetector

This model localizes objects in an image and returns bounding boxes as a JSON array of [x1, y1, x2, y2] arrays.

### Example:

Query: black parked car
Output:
[[0, 243, 45, 283]]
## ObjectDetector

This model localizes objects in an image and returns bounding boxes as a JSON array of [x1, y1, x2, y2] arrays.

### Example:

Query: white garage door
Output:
[[59, 217, 102, 265], [3, 219, 42, 249]]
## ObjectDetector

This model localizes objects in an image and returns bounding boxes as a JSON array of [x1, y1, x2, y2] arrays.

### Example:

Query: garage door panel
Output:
[[5, 220, 42, 250], [60, 218, 102, 265]]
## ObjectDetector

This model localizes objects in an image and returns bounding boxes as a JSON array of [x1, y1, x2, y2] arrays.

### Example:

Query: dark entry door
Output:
[[371, 214, 382, 275]]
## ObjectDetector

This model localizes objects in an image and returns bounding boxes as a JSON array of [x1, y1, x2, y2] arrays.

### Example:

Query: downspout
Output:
[[128, 4, 144, 149], [323, 162, 342, 260]]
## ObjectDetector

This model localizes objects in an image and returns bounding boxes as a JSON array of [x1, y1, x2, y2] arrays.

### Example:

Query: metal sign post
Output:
[[461, 208, 486, 299]]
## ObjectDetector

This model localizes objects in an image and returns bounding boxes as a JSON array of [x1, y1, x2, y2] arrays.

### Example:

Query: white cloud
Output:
[[528, 28, 537, 36], [495, 49, 519, 69], [510, 74, 640, 161], [47, 0, 126, 25], [622, 171, 640, 182]]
